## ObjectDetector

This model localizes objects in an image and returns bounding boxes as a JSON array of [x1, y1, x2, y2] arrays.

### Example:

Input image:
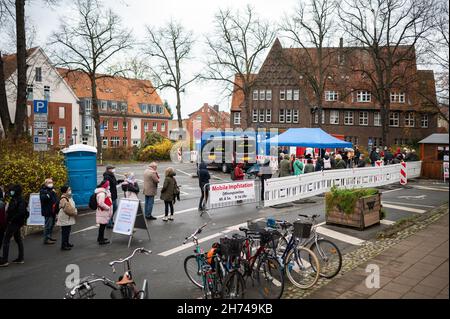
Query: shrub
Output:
[[102, 146, 134, 161], [137, 139, 173, 161], [141, 132, 166, 148], [325, 187, 379, 215], [0, 139, 67, 201]]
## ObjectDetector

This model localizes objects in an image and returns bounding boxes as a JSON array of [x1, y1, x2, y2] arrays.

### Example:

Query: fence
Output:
[[204, 161, 422, 211]]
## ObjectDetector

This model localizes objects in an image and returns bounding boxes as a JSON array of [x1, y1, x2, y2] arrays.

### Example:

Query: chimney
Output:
[[213, 105, 219, 112], [339, 37, 344, 65]]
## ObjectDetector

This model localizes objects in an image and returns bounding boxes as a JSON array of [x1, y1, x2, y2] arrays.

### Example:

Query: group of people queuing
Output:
[[0, 162, 181, 267]]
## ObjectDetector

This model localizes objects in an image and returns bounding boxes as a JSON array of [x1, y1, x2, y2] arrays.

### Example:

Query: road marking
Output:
[[212, 175, 227, 182], [177, 169, 193, 177], [155, 207, 198, 219], [381, 188, 402, 194], [382, 201, 434, 208], [380, 219, 395, 225], [381, 203, 426, 214], [413, 186, 449, 192], [315, 226, 366, 246], [71, 225, 98, 235]]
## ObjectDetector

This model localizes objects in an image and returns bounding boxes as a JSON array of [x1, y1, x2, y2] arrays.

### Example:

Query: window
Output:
[[286, 90, 293, 101], [196, 115, 202, 121], [85, 99, 92, 114], [293, 110, 299, 123], [314, 111, 325, 124], [153, 122, 158, 131], [151, 105, 156, 113], [123, 121, 128, 131], [280, 90, 286, 100], [344, 111, 354, 125], [48, 126, 53, 146], [59, 106, 65, 119], [234, 112, 241, 125], [159, 106, 164, 114], [120, 103, 127, 112], [44, 86, 50, 101], [266, 109, 271, 123], [110, 137, 120, 148], [259, 90, 265, 100], [111, 101, 118, 111], [279, 109, 285, 123], [161, 123, 166, 132], [359, 111, 368, 126], [405, 112, 415, 127], [330, 110, 339, 124], [391, 92, 406, 103], [132, 140, 140, 147], [293, 90, 300, 101], [102, 137, 108, 147], [259, 110, 265, 123], [113, 120, 119, 131], [103, 120, 108, 130], [389, 112, 400, 127], [252, 109, 258, 123], [101, 101, 108, 111], [35, 67, 42, 82], [253, 90, 258, 100], [58, 127, 66, 145], [356, 91, 371, 102], [27, 85, 33, 101], [286, 109, 292, 123], [122, 137, 128, 147], [266, 90, 272, 100], [84, 116, 92, 132], [374, 112, 381, 126], [325, 91, 339, 101], [144, 122, 149, 132], [421, 114, 429, 128], [82, 137, 88, 145], [142, 104, 148, 114]]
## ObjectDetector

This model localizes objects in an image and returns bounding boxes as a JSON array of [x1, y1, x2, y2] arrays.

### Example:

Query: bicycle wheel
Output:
[[275, 236, 289, 257], [285, 246, 320, 289], [222, 270, 246, 299], [309, 239, 342, 279], [256, 255, 284, 299], [184, 255, 204, 289]]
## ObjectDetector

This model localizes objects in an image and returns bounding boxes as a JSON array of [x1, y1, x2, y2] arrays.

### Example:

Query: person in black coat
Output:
[[40, 178, 58, 245], [198, 162, 211, 212], [103, 165, 124, 228], [0, 187, 6, 250], [0, 185, 27, 267]]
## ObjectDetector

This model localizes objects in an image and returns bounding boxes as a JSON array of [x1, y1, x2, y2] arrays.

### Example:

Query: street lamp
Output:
[[72, 127, 78, 145]]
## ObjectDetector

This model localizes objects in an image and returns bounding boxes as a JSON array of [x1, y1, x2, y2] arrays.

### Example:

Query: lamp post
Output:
[[72, 127, 78, 145]]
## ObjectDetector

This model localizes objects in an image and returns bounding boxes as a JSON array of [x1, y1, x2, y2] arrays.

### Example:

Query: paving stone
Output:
[[369, 290, 403, 299], [402, 292, 433, 299], [411, 284, 442, 297], [418, 275, 449, 291], [383, 282, 413, 294], [420, 255, 447, 267], [392, 275, 423, 287]]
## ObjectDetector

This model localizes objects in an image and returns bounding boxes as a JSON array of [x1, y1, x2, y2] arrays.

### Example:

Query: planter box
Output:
[[326, 193, 381, 230]]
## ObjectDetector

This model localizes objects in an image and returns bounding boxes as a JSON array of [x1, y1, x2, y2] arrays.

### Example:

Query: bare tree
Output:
[[203, 5, 276, 129], [280, 0, 338, 128], [107, 55, 151, 80], [143, 20, 197, 133], [338, 0, 435, 145], [49, 0, 133, 157]]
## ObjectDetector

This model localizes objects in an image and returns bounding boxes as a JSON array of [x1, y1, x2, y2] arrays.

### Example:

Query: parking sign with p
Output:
[[33, 100, 48, 114]]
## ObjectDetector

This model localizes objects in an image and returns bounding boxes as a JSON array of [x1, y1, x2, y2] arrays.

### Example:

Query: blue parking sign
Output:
[[33, 100, 48, 114]]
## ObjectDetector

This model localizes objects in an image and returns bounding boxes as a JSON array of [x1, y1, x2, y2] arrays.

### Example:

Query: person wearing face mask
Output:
[[122, 172, 140, 200], [0, 185, 27, 267], [40, 178, 59, 245], [95, 180, 113, 245], [56, 186, 77, 251], [103, 165, 124, 229]]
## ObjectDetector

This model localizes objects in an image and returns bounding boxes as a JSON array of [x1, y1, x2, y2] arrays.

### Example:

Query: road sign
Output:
[[34, 114, 48, 121], [33, 143, 48, 152], [34, 128, 48, 137], [34, 121, 48, 129], [100, 124, 105, 137], [33, 100, 48, 114], [34, 136, 48, 144]]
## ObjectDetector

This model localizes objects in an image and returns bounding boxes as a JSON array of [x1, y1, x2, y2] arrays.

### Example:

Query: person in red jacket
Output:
[[234, 163, 245, 181]]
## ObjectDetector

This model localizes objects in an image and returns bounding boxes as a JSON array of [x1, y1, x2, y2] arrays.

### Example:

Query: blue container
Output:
[[62, 144, 97, 208]]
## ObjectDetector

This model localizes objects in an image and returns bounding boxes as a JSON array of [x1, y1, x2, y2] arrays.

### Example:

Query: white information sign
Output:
[[113, 198, 140, 236], [27, 193, 45, 226], [209, 181, 255, 204]]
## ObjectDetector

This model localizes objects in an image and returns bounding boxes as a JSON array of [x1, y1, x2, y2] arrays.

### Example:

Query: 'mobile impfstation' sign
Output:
[[209, 181, 255, 204]]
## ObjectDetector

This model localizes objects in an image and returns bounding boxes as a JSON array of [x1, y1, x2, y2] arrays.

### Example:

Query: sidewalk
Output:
[[307, 213, 449, 299]]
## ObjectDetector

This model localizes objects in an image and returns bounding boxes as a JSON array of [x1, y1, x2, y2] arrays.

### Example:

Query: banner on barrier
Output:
[[209, 181, 255, 205]]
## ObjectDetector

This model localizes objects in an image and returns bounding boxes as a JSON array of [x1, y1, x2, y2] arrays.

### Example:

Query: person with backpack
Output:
[[198, 162, 210, 212], [293, 156, 304, 175], [161, 167, 177, 222], [233, 163, 245, 181], [0, 187, 6, 251], [95, 180, 113, 245], [56, 186, 77, 251], [0, 185, 27, 267], [103, 165, 124, 228], [40, 178, 58, 245]]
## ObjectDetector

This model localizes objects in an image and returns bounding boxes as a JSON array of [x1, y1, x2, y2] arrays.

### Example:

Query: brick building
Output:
[[230, 39, 439, 149], [60, 69, 170, 148], [186, 103, 231, 141]]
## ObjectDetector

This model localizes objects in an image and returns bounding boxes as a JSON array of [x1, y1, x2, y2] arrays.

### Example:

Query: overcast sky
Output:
[[26, 0, 298, 118]]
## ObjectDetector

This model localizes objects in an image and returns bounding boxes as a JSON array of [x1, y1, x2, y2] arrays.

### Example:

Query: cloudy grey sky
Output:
[[26, 0, 298, 118]]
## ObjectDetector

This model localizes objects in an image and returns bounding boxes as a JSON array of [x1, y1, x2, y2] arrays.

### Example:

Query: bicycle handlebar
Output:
[[109, 248, 152, 271], [298, 214, 320, 219], [183, 223, 207, 244]]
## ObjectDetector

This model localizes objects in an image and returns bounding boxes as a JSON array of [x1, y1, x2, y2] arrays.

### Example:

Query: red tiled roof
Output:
[[2, 47, 39, 80]]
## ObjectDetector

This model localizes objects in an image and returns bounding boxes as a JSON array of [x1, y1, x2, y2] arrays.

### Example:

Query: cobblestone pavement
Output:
[[283, 204, 449, 299]]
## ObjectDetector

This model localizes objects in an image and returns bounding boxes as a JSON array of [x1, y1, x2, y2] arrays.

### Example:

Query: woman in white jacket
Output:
[[56, 186, 77, 251]]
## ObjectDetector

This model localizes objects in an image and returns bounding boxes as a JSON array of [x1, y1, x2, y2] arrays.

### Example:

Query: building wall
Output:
[[140, 118, 169, 141]]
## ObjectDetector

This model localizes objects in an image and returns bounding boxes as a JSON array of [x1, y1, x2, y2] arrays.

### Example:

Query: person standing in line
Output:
[[354, 146, 361, 166], [143, 162, 159, 220], [122, 172, 140, 200], [384, 147, 394, 165], [279, 154, 292, 177], [0, 187, 7, 253], [56, 186, 77, 251], [315, 157, 323, 171], [358, 154, 367, 167], [198, 162, 210, 212], [103, 165, 124, 228], [293, 156, 304, 175], [234, 163, 245, 181], [0, 185, 27, 267], [289, 154, 296, 173], [40, 178, 58, 245], [323, 153, 332, 170], [369, 147, 380, 167], [303, 159, 315, 174], [95, 180, 112, 245], [161, 167, 176, 222], [258, 159, 273, 203], [335, 154, 347, 169]]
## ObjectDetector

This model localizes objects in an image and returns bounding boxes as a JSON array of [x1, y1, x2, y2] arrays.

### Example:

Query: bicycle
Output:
[[64, 248, 151, 299], [219, 236, 246, 299], [273, 214, 342, 279]]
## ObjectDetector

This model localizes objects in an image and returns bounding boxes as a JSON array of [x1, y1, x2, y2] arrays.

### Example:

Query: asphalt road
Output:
[[0, 162, 448, 299]]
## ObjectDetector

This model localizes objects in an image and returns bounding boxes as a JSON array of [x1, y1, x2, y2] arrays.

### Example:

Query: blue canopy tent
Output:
[[264, 128, 353, 148]]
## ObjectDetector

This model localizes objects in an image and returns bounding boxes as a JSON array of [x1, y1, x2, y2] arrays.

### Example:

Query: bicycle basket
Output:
[[65, 282, 96, 299], [293, 220, 312, 238], [220, 237, 244, 257], [247, 220, 266, 232], [259, 229, 281, 245]]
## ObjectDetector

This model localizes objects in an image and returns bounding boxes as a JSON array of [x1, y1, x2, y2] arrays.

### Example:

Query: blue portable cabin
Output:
[[62, 144, 97, 208]]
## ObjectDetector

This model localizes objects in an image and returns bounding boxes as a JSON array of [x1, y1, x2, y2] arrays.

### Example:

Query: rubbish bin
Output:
[[62, 144, 97, 208]]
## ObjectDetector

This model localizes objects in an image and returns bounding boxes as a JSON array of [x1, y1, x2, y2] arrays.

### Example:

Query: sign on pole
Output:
[[112, 198, 150, 247], [209, 181, 255, 205], [33, 100, 48, 114], [444, 162, 449, 182], [27, 193, 45, 226]]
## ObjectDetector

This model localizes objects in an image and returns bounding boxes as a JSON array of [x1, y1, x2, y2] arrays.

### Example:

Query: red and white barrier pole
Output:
[[400, 161, 407, 185]]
